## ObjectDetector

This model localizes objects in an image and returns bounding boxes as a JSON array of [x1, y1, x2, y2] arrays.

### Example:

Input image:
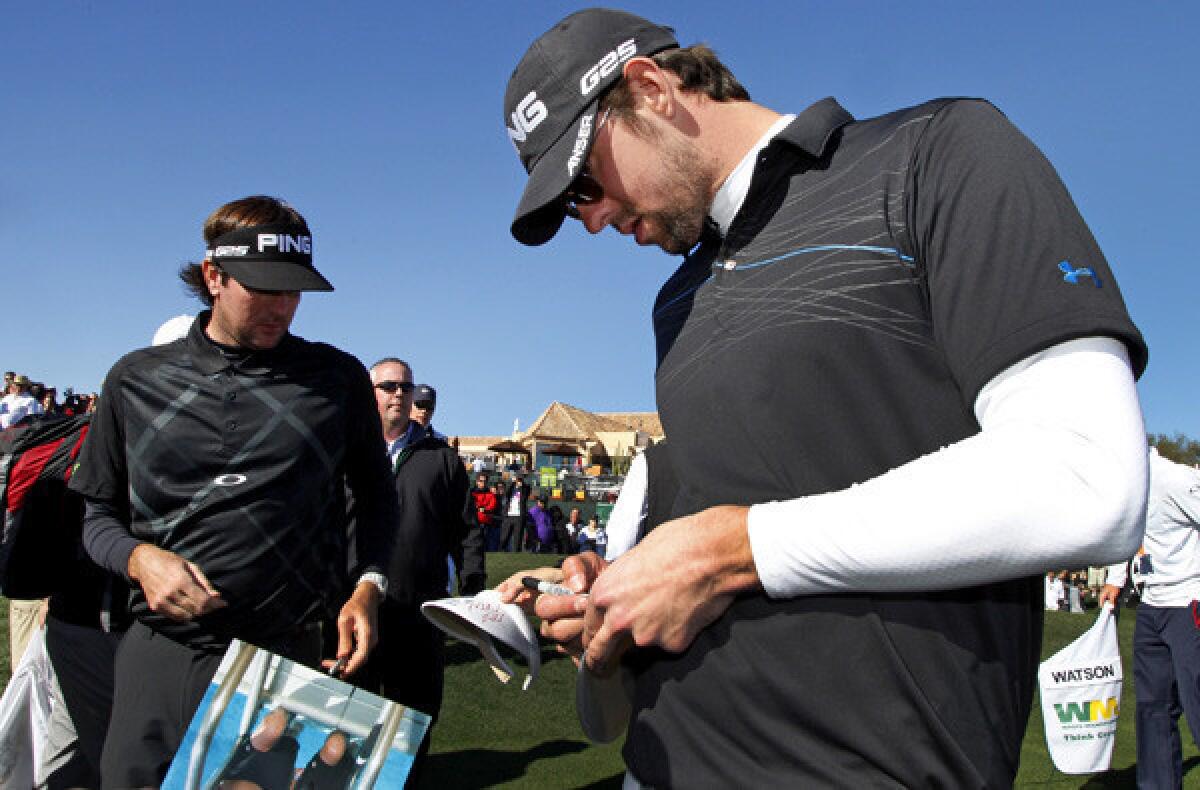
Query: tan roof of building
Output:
[[525, 402, 596, 440], [456, 435, 507, 447], [524, 401, 663, 441], [594, 411, 663, 436]]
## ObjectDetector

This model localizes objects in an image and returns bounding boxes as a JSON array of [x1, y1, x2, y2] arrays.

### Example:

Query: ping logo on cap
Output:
[[508, 91, 549, 145], [257, 233, 311, 255], [580, 38, 636, 95]]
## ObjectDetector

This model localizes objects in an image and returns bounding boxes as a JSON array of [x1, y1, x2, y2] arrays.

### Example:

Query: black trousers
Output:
[[360, 600, 444, 716], [499, 515, 526, 552], [100, 620, 323, 789], [41, 617, 124, 789], [1134, 603, 1200, 788], [351, 598, 444, 787]]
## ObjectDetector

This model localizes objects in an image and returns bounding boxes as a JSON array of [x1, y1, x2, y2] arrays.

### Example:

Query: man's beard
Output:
[[646, 205, 706, 255], [616, 133, 716, 255]]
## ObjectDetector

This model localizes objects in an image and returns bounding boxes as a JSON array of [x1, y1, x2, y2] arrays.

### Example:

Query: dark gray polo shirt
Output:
[[70, 311, 397, 651]]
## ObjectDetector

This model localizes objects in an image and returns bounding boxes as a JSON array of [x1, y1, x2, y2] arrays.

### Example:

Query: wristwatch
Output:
[[356, 571, 388, 598]]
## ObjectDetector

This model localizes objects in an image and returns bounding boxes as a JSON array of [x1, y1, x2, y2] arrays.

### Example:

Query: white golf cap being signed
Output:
[[421, 589, 541, 690]]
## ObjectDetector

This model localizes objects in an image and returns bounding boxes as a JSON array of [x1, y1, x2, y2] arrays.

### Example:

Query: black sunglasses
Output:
[[375, 380, 414, 394], [564, 172, 605, 219]]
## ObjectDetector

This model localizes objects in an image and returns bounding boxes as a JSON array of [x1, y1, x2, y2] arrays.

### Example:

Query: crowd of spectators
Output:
[[0, 369, 97, 429], [1044, 565, 1135, 612], [469, 469, 609, 556]]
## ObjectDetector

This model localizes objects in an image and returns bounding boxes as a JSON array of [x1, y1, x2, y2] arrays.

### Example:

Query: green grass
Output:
[[5, 559, 1196, 788]]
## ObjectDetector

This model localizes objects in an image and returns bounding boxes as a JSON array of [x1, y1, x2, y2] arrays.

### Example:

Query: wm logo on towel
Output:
[[1054, 697, 1119, 723]]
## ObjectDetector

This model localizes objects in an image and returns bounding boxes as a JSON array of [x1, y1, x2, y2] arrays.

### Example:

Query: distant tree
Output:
[[1148, 432, 1200, 466]]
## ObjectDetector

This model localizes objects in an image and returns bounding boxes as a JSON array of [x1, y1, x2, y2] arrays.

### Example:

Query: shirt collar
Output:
[[387, 420, 430, 463], [709, 113, 796, 237], [708, 97, 855, 238], [187, 310, 299, 376], [773, 97, 855, 159]]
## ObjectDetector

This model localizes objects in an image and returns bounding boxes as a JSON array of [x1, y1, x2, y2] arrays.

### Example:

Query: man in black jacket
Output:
[[359, 357, 482, 778]]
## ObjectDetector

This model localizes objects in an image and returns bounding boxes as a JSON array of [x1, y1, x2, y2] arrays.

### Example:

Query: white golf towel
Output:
[[1037, 603, 1122, 774]]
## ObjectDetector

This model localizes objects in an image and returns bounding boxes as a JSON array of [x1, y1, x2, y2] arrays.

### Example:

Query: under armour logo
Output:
[[1058, 260, 1102, 288]]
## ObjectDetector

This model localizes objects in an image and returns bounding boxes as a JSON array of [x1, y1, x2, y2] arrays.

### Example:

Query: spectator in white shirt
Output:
[[0, 374, 44, 429]]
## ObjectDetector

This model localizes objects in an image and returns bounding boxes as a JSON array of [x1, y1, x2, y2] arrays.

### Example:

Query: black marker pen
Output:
[[521, 575, 583, 597]]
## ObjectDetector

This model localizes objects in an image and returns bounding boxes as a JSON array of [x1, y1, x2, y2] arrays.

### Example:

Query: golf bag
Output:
[[0, 415, 90, 599]]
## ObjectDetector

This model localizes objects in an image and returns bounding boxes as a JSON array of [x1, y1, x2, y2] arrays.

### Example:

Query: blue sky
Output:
[[3, 2, 1196, 439]]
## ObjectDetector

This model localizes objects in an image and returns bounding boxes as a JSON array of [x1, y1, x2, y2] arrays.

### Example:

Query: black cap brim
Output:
[[218, 259, 334, 292], [511, 98, 601, 246]]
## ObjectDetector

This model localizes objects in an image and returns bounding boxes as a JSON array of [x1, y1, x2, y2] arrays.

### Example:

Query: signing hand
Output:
[[495, 553, 607, 661], [324, 581, 381, 678], [495, 565, 566, 616], [128, 543, 226, 622], [583, 505, 760, 674]]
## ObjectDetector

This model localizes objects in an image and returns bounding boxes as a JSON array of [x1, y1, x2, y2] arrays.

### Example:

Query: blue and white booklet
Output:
[[162, 640, 430, 789]]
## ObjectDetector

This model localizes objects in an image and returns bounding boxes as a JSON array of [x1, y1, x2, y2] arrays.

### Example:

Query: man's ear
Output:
[[621, 57, 675, 119], [201, 259, 223, 299]]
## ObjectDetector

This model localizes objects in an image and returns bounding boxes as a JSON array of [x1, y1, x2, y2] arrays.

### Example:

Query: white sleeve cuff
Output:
[[357, 571, 388, 598]]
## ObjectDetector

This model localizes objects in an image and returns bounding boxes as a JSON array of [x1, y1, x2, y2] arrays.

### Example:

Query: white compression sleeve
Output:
[[747, 336, 1148, 597]]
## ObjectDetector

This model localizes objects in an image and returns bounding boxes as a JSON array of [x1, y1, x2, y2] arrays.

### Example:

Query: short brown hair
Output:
[[600, 44, 750, 134], [179, 196, 310, 306]]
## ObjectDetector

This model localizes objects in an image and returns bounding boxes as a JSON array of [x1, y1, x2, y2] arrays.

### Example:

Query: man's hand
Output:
[[325, 581, 381, 677], [1097, 583, 1123, 608], [127, 543, 225, 622], [495, 564, 565, 616], [495, 555, 606, 661], [582, 505, 760, 674]]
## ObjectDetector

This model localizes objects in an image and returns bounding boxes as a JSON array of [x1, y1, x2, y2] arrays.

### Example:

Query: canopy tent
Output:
[[540, 443, 582, 457], [487, 439, 531, 454]]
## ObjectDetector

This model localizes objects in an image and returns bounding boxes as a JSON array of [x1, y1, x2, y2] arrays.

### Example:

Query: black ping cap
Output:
[[505, 8, 677, 246], [206, 222, 333, 292]]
